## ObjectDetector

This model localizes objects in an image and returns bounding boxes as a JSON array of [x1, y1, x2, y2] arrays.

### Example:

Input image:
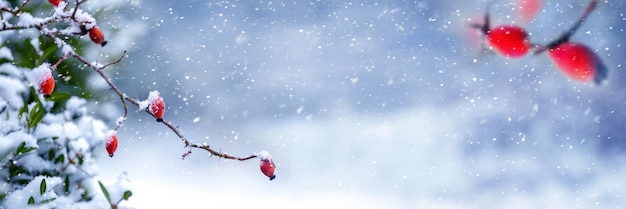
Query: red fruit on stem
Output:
[[534, 0, 606, 84], [39, 72, 55, 98], [148, 91, 165, 122], [471, 12, 531, 58], [260, 159, 276, 180], [34, 64, 55, 98], [486, 26, 530, 58], [548, 42, 607, 84], [89, 26, 108, 46], [48, 0, 62, 7], [105, 133, 119, 157], [257, 151, 276, 180]]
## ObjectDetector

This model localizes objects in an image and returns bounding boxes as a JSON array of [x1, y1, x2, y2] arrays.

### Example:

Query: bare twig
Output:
[[71, 0, 86, 20], [0, 0, 31, 15]]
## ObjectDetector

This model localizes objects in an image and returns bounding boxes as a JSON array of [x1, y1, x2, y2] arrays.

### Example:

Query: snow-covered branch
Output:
[[70, 51, 259, 161]]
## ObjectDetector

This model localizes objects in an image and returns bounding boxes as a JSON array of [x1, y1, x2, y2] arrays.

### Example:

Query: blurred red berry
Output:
[[517, 0, 542, 24], [89, 26, 108, 46], [534, 0, 606, 84], [486, 25, 530, 58], [471, 13, 531, 58], [48, 0, 62, 7], [548, 42, 607, 84]]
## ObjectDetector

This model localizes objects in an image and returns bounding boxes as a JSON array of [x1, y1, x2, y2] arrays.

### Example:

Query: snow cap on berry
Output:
[[257, 150, 272, 161], [138, 91, 160, 111], [32, 63, 52, 86]]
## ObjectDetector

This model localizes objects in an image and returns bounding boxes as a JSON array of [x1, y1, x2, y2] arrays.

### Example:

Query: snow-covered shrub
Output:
[[1, 0, 273, 205], [0, 0, 131, 208]]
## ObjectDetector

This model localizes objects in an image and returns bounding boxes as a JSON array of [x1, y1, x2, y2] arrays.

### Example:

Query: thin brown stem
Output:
[[71, 0, 83, 20]]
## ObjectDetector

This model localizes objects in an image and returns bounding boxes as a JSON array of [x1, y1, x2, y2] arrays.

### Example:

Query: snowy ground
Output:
[[95, 0, 626, 208]]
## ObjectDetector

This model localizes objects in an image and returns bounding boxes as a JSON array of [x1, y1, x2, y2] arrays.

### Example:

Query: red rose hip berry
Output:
[[89, 26, 108, 46], [149, 91, 165, 122], [257, 151, 276, 180], [105, 132, 119, 157]]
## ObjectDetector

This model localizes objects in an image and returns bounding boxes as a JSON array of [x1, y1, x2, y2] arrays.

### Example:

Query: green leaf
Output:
[[18, 100, 28, 120], [54, 154, 65, 164], [14, 38, 39, 68], [37, 36, 59, 63], [27, 196, 35, 205], [9, 165, 27, 177], [64, 175, 70, 195], [15, 142, 36, 155], [40, 178, 47, 195], [46, 92, 71, 103], [123, 191, 132, 200], [28, 101, 45, 129], [48, 148, 56, 160], [47, 92, 72, 113], [98, 181, 111, 203], [40, 197, 56, 204]]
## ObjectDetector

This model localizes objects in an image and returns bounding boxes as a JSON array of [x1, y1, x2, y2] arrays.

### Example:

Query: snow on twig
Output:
[[71, 44, 257, 161]]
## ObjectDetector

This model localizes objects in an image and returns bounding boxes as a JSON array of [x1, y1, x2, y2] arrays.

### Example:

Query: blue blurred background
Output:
[[94, 0, 626, 208]]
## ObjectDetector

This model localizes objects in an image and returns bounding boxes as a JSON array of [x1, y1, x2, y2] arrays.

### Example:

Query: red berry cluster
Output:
[[472, 0, 607, 84], [37, 0, 111, 99]]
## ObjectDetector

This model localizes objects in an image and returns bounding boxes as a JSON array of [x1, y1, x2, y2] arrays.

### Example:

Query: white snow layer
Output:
[[138, 90, 161, 111], [256, 150, 272, 160], [0, 47, 13, 60]]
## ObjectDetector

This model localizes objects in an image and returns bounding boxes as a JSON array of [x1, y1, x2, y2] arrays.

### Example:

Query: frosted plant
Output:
[[1, 0, 274, 207]]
